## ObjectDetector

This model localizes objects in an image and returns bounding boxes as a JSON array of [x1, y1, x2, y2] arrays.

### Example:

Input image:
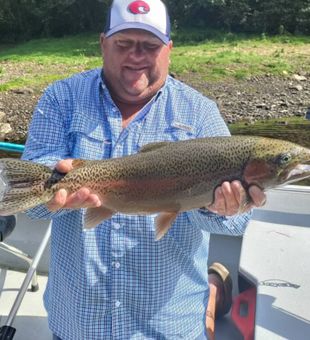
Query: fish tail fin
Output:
[[0, 158, 55, 215]]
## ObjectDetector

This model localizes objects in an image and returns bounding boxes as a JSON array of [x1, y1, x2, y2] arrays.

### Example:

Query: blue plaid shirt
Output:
[[22, 68, 251, 340]]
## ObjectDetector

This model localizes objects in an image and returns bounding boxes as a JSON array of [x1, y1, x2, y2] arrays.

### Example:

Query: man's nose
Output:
[[129, 43, 146, 59]]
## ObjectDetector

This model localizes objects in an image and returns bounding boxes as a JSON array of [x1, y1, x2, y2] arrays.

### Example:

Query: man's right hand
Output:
[[47, 159, 102, 211]]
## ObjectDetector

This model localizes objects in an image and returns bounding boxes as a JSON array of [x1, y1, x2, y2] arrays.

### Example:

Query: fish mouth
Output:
[[283, 164, 310, 184]]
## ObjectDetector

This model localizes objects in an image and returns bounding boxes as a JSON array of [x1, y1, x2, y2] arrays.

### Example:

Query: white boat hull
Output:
[[0, 185, 309, 339]]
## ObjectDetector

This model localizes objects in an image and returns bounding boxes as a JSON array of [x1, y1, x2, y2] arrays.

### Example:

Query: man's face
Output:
[[100, 29, 172, 105]]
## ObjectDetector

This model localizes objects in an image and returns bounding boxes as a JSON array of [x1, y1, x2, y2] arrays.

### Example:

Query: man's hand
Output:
[[208, 181, 266, 216], [47, 159, 102, 211]]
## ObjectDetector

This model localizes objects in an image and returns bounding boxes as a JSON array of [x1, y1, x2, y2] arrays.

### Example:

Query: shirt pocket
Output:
[[137, 123, 197, 150], [68, 113, 110, 160]]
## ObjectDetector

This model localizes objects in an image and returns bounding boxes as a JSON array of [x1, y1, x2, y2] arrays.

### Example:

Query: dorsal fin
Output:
[[139, 141, 171, 153], [155, 211, 178, 241]]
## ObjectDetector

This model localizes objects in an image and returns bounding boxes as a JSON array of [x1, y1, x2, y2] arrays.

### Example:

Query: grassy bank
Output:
[[0, 30, 310, 91], [229, 117, 310, 185], [229, 117, 310, 148]]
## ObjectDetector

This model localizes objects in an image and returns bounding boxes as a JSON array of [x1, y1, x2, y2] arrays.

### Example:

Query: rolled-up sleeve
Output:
[[21, 83, 72, 220], [187, 209, 252, 236], [22, 84, 71, 166]]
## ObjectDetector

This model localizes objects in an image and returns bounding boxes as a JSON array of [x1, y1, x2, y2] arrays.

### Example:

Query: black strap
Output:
[[0, 216, 16, 242]]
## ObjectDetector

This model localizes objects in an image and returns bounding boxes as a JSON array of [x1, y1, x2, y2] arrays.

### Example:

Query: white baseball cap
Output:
[[104, 0, 171, 44]]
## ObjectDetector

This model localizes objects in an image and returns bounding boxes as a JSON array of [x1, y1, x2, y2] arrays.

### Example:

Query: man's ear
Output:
[[100, 33, 106, 55]]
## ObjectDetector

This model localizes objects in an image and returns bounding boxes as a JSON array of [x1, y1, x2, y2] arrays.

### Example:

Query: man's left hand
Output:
[[208, 181, 266, 216]]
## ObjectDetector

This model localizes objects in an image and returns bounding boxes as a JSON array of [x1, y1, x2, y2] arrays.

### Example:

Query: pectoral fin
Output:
[[84, 206, 114, 228], [155, 212, 178, 241]]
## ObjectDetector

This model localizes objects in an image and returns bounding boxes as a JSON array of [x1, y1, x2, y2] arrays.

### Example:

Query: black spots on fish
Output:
[[54, 162, 120, 194], [44, 169, 66, 189]]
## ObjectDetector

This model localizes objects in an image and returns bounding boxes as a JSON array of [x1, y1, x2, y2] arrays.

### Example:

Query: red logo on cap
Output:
[[128, 1, 150, 14]]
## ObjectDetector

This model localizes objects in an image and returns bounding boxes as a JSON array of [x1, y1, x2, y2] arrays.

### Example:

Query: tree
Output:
[[1, 0, 310, 42], [0, 0, 110, 41]]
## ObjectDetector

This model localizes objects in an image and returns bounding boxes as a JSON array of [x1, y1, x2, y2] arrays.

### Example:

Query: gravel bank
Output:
[[0, 73, 309, 143]]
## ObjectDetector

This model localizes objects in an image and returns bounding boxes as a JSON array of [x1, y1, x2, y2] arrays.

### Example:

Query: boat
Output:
[[0, 144, 309, 339]]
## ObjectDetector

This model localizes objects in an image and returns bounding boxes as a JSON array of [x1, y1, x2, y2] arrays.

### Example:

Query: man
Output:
[[22, 0, 265, 339]]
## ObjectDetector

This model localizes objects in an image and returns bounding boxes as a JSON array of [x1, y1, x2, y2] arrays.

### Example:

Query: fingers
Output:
[[47, 187, 102, 212], [208, 181, 266, 216], [63, 188, 102, 209], [210, 186, 225, 215], [55, 159, 74, 173], [48, 188, 102, 211], [222, 181, 243, 214], [249, 185, 266, 207], [47, 189, 68, 211], [209, 181, 241, 215]]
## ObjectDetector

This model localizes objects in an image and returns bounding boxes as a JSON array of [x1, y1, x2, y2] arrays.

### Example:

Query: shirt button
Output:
[[115, 300, 121, 308], [113, 261, 121, 269], [113, 223, 121, 230]]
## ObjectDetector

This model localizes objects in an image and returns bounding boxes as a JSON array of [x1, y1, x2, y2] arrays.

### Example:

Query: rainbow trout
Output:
[[0, 135, 309, 239]]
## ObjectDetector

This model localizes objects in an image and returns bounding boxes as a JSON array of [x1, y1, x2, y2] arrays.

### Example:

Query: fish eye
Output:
[[277, 153, 292, 165]]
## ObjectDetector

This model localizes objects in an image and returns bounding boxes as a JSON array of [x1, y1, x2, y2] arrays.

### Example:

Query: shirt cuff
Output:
[[187, 209, 252, 236]]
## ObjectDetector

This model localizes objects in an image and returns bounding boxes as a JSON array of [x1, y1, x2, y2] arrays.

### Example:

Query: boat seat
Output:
[[0, 216, 16, 242]]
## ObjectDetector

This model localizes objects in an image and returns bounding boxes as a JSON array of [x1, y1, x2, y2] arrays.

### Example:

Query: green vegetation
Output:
[[0, 31, 309, 91], [1, 0, 309, 42], [0, 34, 102, 91], [229, 117, 310, 148], [229, 117, 310, 185]]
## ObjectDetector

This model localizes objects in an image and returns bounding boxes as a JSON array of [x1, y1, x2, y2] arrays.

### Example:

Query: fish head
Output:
[[244, 138, 310, 189]]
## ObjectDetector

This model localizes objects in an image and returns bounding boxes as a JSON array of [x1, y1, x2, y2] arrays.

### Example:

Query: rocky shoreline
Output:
[[0, 73, 309, 143], [205, 74, 309, 124]]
